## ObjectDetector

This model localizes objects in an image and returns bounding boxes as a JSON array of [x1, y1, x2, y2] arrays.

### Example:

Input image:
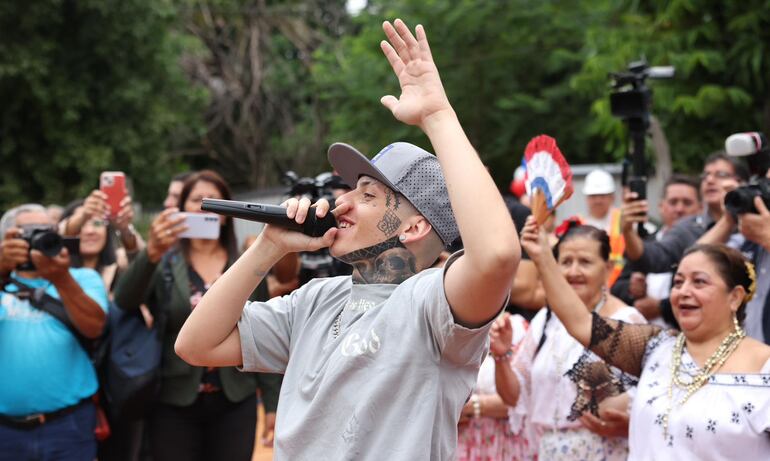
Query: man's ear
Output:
[[399, 215, 433, 244]]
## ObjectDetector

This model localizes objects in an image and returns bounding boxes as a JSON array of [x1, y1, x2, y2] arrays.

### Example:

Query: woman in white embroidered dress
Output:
[[519, 215, 770, 460], [493, 222, 646, 460]]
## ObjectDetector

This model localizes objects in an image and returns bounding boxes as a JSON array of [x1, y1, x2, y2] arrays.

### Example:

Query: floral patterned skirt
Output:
[[538, 427, 627, 461], [456, 417, 530, 461]]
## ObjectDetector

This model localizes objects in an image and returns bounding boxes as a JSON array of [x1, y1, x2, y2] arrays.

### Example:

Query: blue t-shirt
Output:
[[0, 268, 108, 416]]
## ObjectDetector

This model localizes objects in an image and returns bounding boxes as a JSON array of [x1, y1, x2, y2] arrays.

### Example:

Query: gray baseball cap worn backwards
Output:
[[328, 142, 459, 246]]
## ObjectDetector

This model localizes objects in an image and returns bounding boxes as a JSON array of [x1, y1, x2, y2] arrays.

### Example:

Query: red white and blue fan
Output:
[[522, 135, 573, 225]]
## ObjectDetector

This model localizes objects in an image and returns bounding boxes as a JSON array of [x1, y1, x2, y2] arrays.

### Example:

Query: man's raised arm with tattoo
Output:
[[175, 19, 519, 460]]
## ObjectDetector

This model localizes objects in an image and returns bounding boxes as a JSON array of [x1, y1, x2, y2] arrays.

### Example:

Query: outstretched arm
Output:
[[175, 198, 337, 366], [380, 20, 519, 327], [520, 216, 592, 346]]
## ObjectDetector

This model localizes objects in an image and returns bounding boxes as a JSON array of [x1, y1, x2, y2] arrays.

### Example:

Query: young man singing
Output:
[[175, 19, 520, 460]]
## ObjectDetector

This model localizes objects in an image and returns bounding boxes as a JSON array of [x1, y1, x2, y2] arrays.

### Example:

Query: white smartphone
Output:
[[175, 212, 221, 240]]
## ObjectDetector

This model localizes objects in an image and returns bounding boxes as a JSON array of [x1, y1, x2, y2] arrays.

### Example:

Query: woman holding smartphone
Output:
[[113, 170, 281, 461]]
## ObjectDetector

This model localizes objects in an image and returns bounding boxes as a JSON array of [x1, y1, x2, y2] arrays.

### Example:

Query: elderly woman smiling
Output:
[[518, 214, 770, 460], [493, 222, 646, 460]]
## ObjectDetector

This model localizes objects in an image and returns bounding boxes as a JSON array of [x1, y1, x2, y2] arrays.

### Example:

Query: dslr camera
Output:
[[17, 225, 63, 271], [724, 132, 770, 215]]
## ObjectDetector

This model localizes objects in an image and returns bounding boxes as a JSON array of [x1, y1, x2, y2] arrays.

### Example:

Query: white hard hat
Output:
[[582, 169, 616, 195]]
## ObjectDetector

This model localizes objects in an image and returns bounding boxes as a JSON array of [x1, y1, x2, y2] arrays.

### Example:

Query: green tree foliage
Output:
[[570, 0, 770, 173], [0, 0, 205, 210], [312, 0, 770, 185], [312, 0, 611, 187], [177, 0, 350, 189]]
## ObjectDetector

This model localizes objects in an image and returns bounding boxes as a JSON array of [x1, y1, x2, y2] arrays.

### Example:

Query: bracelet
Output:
[[492, 349, 513, 362], [470, 394, 481, 418]]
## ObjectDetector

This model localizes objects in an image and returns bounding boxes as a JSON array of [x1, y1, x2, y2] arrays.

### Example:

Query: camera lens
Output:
[[30, 231, 63, 258]]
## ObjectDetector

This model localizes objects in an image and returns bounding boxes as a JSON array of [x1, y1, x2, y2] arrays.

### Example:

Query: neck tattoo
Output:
[[337, 236, 417, 284]]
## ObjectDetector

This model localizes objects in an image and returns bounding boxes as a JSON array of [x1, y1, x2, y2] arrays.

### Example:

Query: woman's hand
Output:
[[489, 313, 513, 357], [113, 195, 135, 233], [579, 408, 630, 438], [520, 215, 551, 265], [82, 189, 110, 221], [146, 208, 187, 263]]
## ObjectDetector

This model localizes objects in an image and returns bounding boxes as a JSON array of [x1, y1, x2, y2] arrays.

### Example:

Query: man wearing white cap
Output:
[[174, 19, 520, 460], [582, 168, 625, 286], [582, 169, 617, 229]]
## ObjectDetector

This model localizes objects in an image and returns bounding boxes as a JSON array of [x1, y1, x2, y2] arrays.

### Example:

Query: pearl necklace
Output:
[[662, 327, 745, 438]]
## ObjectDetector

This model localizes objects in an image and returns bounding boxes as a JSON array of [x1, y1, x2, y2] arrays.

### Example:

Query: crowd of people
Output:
[[1, 18, 769, 461]]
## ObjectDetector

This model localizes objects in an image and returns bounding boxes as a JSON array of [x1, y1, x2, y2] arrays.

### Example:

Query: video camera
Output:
[[610, 59, 674, 237], [724, 132, 770, 215], [283, 171, 349, 205], [610, 60, 675, 121], [282, 171, 352, 284], [17, 225, 63, 271]]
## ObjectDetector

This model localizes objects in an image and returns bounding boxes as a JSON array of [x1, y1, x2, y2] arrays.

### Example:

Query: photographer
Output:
[[611, 175, 701, 326], [0, 204, 108, 460], [622, 153, 749, 273], [698, 166, 770, 344]]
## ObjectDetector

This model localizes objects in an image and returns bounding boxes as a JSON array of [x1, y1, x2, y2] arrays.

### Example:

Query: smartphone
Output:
[[175, 212, 221, 240], [100, 171, 127, 219], [628, 176, 647, 201]]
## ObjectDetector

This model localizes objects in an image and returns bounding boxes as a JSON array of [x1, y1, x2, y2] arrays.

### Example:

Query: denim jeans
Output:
[[0, 401, 96, 461]]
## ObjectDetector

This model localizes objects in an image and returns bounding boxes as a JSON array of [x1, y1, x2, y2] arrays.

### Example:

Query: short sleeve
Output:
[[416, 251, 498, 366], [238, 292, 296, 373]]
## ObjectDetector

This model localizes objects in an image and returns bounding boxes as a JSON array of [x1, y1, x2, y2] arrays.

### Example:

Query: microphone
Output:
[[201, 199, 337, 237]]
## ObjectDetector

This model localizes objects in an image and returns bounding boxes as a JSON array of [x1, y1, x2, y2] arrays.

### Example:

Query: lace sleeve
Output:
[[564, 312, 667, 420], [587, 312, 664, 376]]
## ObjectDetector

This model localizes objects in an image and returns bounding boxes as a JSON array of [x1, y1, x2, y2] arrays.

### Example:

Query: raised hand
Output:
[[0, 228, 29, 276], [489, 313, 513, 357], [146, 208, 187, 263], [520, 215, 551, 265], [114, 195, 135, 232], [379, 19, 452, 129], [82, 189, 110, 221], [620, 190, 648, 233]]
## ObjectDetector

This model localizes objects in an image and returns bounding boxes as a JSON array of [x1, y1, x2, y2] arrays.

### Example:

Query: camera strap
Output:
[[5, 276, 93, 353]]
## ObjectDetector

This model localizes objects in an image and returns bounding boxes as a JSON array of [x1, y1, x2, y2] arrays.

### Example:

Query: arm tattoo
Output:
[[337, 236, 417, 284]]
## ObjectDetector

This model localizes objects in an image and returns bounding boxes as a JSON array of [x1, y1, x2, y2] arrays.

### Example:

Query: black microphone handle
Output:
[[201, 199, 336, 237]]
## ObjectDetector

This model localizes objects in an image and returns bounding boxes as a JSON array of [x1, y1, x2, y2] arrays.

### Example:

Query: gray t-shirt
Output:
[[238, 257, 493, 460]]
